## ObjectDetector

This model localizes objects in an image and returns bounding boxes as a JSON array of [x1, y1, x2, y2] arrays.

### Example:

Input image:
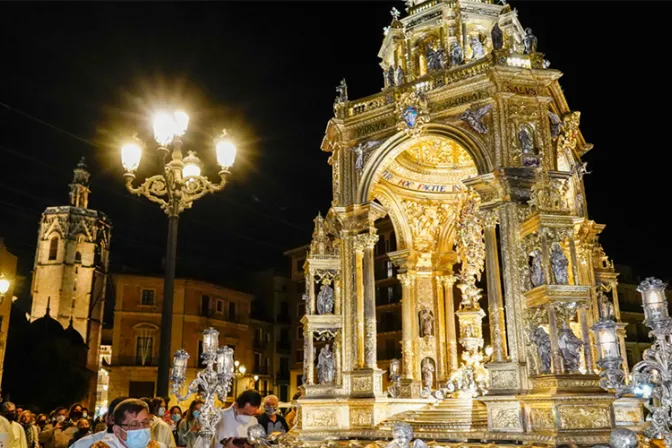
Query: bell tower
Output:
[[30, 158, 112, 406]]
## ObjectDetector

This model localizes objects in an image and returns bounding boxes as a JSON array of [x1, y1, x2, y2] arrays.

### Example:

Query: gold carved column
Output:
[[398, 273, 415, 378], [357, 233, 379, 369], [304, 324, 314, 384], [354, 239, 365, 369], [547, 303, 563, 374], [483, 211, 508, 363], [578, 303, 594, 370], [442, 275, 458, 372]]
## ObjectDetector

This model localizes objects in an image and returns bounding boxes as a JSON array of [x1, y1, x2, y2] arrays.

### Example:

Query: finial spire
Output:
[[69, 157, 91, 209], [390, 7, 401, 21], [45, 296, 51, 317]]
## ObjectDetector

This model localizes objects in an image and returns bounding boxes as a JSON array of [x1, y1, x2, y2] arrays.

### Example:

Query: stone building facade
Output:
[[29, 159, 111, 407], [105, 274, 254, 406], [0, 239, 18, 386]]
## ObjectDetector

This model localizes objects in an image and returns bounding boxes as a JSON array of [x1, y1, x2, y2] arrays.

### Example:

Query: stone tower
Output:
[[30, 158, 112, 406]]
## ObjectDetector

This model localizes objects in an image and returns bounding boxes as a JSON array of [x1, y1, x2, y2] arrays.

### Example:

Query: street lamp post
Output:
[[0, 274, 11, 304], [121, 111, 237, 396]]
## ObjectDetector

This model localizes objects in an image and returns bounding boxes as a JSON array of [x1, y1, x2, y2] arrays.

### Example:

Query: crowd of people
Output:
[[0, 391, 302, 448]]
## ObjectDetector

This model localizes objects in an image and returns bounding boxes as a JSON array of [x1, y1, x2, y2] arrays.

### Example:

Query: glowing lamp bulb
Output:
[[215, 130, 237, 169], [153, 112, 177, 146], [174, 110, 190, 136], [234, 360, 240, 367], [239, 365, 247, 375], [0, 275, 10, 295], [484, 346, 494, 357], [253, 375, 259, 382], [121, 142, 143, 172]]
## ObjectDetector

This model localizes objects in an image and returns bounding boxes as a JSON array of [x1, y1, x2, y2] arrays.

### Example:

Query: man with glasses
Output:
[[70, 397, 127, 448], [212, 391, 261, 448], [90, 399, 166, 448]]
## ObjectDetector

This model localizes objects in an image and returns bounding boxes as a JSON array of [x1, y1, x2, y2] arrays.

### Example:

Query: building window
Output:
[[216, 300, 224, 314], [229, 302, 236, 321], [136, 336, 154, 366], [75, 252, 82, 263], [48, 237, 58, 260], [298, 303, 306, 317], [141, 289, 155, 306], [201, 295, 210, 316], [296, 350, 304, 363], [387, 286, 394, 302], [386, 260, 394, 278], [297, 327, 304, 340], [254, 352, 262, 372]]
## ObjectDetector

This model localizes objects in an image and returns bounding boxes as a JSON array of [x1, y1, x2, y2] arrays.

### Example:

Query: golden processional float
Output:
[[284, 0, 653, 446]]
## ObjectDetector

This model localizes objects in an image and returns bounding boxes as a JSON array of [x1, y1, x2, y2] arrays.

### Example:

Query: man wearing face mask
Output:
[[39, 407, 77, 448], [211, 391, 261, 448], [70, 397, 128, 448], [146, 399, 174, 448], [0, 401, 28, 448], [91, 399, 166, 448], [254, 396, 287, 437]]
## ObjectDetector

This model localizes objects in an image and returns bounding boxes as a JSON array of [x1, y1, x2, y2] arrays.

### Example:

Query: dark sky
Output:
[[0, 1, 670, 291]]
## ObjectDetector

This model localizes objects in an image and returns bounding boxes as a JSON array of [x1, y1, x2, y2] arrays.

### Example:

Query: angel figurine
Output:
[[426, 44, 446, 71], [386, 423, 428, 448], [460, 104, 493, 134], [335, 79, 348, 103]]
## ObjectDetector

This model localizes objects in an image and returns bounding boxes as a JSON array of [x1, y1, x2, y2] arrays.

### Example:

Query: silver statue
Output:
[[426, 44, 445, 71], [543, 59, 551, 69], [421, 358, 435, 390], [335, 79, 348, 103], [395, 66, 405, 86], [548, 110, 563, 139], [550, 244, 569, 285], [598, 290, 615, 321], [386, 423, 428, 448], [316, 284, 334, 315], [385, 66, 395, 89], [351, 140, 381, 172], [460, 104, 493, 134], [449, 42, 464, 67], [531, 326, 552, 374], [491, 23, 504, 50], [469, 35, 486, 60], [530, 249, 545, 288], [608, 428, 639, 448], [558, 328, 583, 372], [419, 309, 434, 337], [317, 344, 335, 384], [518, 123, 540, 167], [390, 7, 401, 21], [523, 28, 538, 54]]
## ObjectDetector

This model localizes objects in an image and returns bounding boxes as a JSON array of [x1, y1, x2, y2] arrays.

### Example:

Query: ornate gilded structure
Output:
[[287, 1, 643, 446]]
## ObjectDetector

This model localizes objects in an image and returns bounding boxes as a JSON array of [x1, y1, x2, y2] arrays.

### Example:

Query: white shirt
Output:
[[150, 417, 176, 448], [70, 430, 107, 448], [0, 416, 16, 448], [9, 422, 27, 448], [212, 407, 257, 448], [96, 433, 167, 448]]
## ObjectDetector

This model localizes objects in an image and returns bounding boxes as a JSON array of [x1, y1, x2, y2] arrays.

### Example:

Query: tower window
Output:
[[75, 252, 82, 263], [48, 237, 58, 261], [141, 289, 155, 306]]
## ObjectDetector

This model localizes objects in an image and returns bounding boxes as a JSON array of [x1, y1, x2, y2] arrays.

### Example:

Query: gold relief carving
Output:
[[350, 408, 371, 427], [435, 90, 490, 112], [397, 273, 415, 287], [401, 199, 454, 252], [531, 408, 555, 430], [490, 370, 517, 390], [415, 278, 433, 308], [491, 407, 522, 431], [558, 405, 611, 430], [614, 407, 643, 424], [404, 139, 473, 167], [305, 409, 337, 428], [352, 376, 373, 393], [395, 92, 430, 136], [354, 233, 378, 252], [557, 111, 581, 156]]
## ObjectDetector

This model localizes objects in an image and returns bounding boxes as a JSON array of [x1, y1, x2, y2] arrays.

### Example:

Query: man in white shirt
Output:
[[92, 399, 166, 448], [212, 391, 261, 448], [70, 397, 127, 448], [146, 399, 175, 448], [1, 402, 26, 448]]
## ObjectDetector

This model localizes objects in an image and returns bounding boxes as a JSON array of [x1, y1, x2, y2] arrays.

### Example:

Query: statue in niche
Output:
[[396, 66, 405, 86], [469, 35, 486, 60], [316, 284, 334, 315], [523, 28, 538, 54], [335, 79, 348, 103], [426, 43, 446, 71], [386, 66, 395, 88], [491, 23, 504, 50], [558, 328, 583, 372], [385, 422, 428, 448], [419, 309, 434, 337], [449, 42, 464, 67], [598, 289, 615, 321], [518, 123, 540, 167], [530, 326, 552, 374], [421, 358, 435, 390], [317, 344, 335, 384], [550, 244, 569, 285], [530, 249, 545, 288]]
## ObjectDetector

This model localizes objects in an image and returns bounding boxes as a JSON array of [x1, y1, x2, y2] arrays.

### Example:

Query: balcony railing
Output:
[[113, 356, 159, 367]]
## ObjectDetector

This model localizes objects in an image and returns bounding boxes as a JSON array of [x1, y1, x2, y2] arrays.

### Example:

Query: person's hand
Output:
[[190, 424, 200, 432]]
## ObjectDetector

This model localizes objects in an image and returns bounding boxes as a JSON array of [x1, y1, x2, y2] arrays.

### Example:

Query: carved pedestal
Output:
[[347, 368, 386, 398], [486, 362, 525, 393]]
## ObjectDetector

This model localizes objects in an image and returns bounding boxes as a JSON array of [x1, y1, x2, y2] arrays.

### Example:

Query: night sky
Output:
[[0, 1, 670, 294]]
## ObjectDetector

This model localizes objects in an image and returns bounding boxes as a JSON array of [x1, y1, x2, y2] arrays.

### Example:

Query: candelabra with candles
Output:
[[171, 328, 235, 443], [592, 277, 671, 447]]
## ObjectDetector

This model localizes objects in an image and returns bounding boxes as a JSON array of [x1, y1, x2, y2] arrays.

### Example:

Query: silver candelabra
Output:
[[170, 328, 235, 443]]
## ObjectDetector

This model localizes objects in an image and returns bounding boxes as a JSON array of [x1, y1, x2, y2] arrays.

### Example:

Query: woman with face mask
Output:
[[68, 419, 90, 446], [255, 396, 288, 436], [165, 407, 182, 436], [176, 401, 202, 448], [19, 411, 39, 448]]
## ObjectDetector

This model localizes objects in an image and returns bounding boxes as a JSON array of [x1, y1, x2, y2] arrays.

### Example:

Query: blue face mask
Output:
[[171, 414, 181, 423], [123, 428, 151, 448], [192, 411, 200, 420]]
